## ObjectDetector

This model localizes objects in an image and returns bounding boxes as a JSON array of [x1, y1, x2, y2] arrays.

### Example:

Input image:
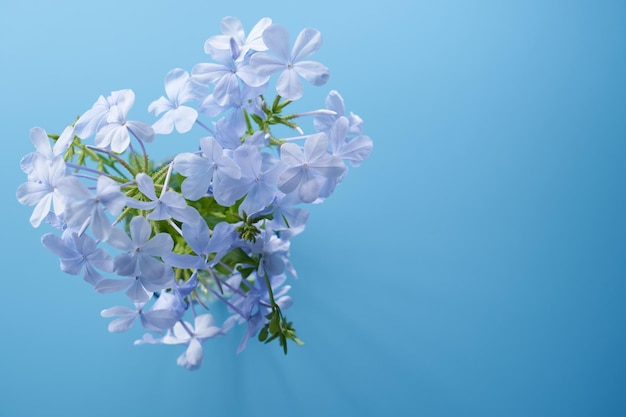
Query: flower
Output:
[[41, 231, 113, 286], [16, 17, 372, 370], [127, 172, 201, 225], [277, 133, 346, 203], [204, 16, 272, 59], [95, 89, 155, 153], [250, 24, 330, 100], [107, 216, 174, 287], [16, 156, 82, 227], [148, 68, 200, 134], [162, 314, 223, 370], [173, 136, 241, 201]]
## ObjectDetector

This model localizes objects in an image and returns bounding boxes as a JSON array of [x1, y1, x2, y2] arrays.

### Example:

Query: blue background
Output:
[[1, 1, 625, 416]]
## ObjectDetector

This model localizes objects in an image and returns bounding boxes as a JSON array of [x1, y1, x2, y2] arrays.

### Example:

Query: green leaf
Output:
[[258, 326, 269, 342], [269, 314, 280, 334], [220, 248, 257, 268]]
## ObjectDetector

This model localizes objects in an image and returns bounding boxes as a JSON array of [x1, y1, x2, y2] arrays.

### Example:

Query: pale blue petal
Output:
[[173, 106, 198, 133], [147, 201, 170, 221], [148, 96, 173, 116], [114, 253, 138, 276], [125, 197, 155, 210], [86, 248, 113, 272], [16, 182, 50, 206], [81, 264, 105, 286], [220, 16, 244, 40], [294, 60, 329, 86], [182, 219, 210, 255], [125, 279, 152, 303], [74, 95, 109, 139], [212, 73, 239, 106], [127, 121, 155, 143], [245, 17, 272, 51], [215, 176, 254, 207], [30, 127, 53, 158], [142, 233, 174, 256], [95, 277, 133, 294], [204, 34, 231, 54], [291, 28, 322, 62], [137, 259, 168, 289], [167, 205, 201, 225], [30, 194, 53, 227], [181, 173, 211, 201], [101, 305, 136, 318], [184, 338, 204, 368], [59, 256, 84, 275], [114, 89, 135, 118], [277, 166, 303, 194], [206, 221, 237, 256], [276, 68, 303, 101], [136, 173, 158, 201], [151, 109, 175, 134], [262, 24, 290, 61], [130, 216, 151, 246], [236, 64, 270, 88], [304, 133, 329, 162], [308, 154, 346, 178], [141, 309, 179, 332], [54, 125, 74, 156], [91, 207, 113, 241], [41, 233, 75, 259], [164, 68, 189, 101], [192, 63, 229, 84], [162, 252, 203, 269], [249, 53, 286, 77], [338, 135, 373, 166], [97, 124, 129, 153], [298, 169, 320, 203], [140, 262, 174, 292], [106, 227, 133, 251], [215, 155, 241, 180], [329, 116, 349, 152], [239, 182, 275, 216], [108, 315, 138, 333], [279, 143, 304, 166]]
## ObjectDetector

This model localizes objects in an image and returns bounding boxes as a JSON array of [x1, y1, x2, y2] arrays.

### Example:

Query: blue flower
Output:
[[101, 302, 179, 333], [277, 133, 346, 203], [106, 216, 174, 289], [204, 16, 272, 59], [41, 231, 113, 286], [127, 172, 201, 225], [250, 24, 329, 100], [162, 314, 223, 370], [148, 68, 199, 134], [16, 156, 83, 227], [214, 145, 282, 215], [94, 89, 155, 153], [173, 136, 241, 201]]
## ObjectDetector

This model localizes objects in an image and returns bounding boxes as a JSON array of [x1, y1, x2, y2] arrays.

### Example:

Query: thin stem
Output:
[[66, 163, 109, 177], [168, 219, 183, 237], [178, 319, 195, 338], [129, 128, 149, 172], [195, 119, 214, 134], [192, 292, 211, 311], [160, 162, 174, 198], [86, 146, 136, 177], [261, 272, 276, 307], [207, 286, 247, 319]]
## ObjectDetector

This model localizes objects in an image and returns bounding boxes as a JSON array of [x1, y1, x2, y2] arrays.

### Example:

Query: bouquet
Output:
[[16, 16, 372, 370]]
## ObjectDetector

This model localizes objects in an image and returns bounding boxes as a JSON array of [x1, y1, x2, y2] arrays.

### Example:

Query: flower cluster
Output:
[[16, 17, 372, 370]]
